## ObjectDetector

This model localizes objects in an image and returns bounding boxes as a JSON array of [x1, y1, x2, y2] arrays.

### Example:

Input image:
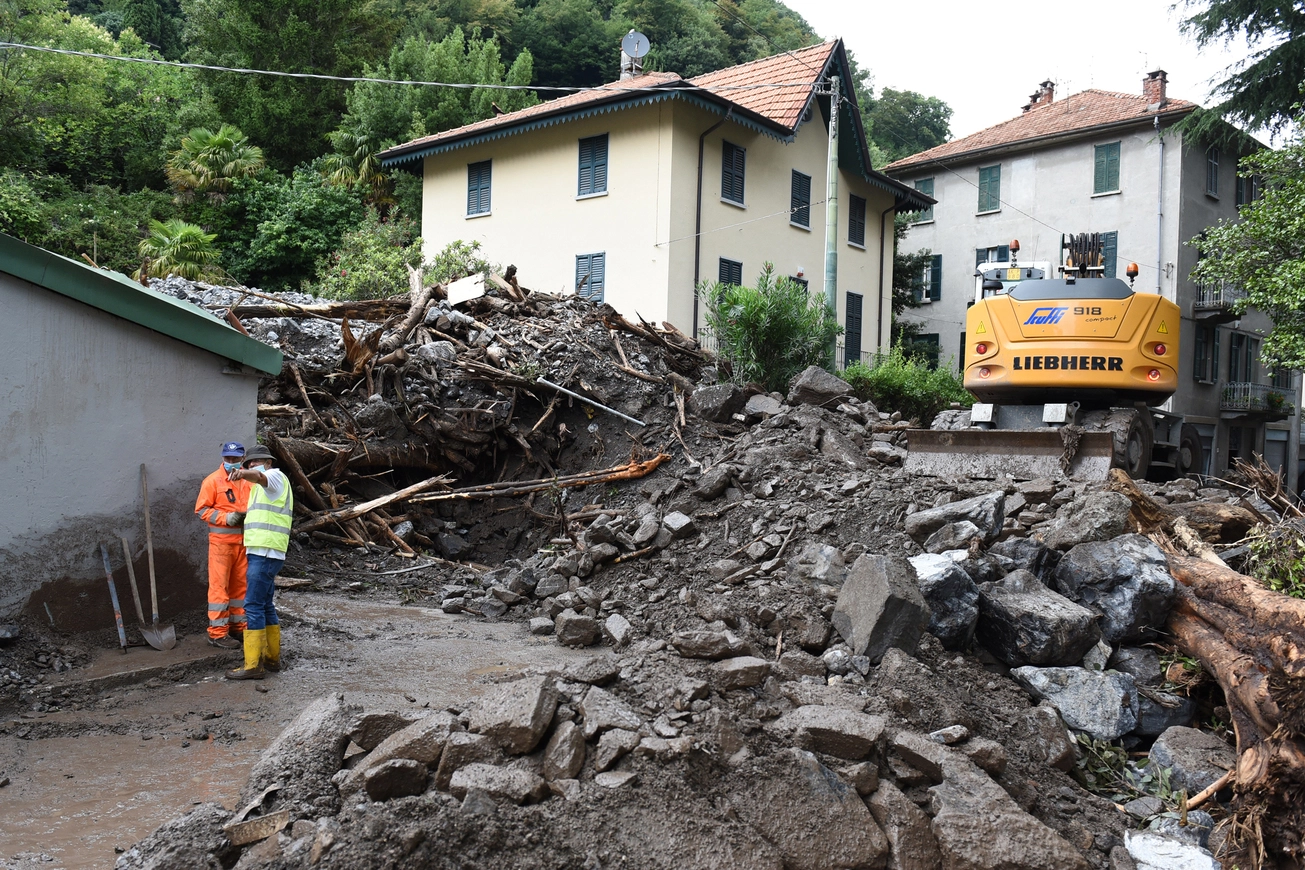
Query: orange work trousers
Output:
[[207, 542, 248, 639]]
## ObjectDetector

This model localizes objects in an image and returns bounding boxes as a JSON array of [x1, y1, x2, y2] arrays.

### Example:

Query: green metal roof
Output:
[[0, 233, 282, 375]]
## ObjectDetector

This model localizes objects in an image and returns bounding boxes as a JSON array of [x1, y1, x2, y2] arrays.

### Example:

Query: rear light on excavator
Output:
[[1148, 369, 1162, 381], [975, 343, 988, 355], [978, 367, 992, 379], [1154, 343, 1167, 355]]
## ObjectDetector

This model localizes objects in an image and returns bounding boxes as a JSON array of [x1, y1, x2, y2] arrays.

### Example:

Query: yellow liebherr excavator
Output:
[[906, 233, 1205, 481]]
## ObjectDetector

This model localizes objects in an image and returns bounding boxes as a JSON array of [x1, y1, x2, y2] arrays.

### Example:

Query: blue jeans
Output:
[[244, 554, 283, 631]]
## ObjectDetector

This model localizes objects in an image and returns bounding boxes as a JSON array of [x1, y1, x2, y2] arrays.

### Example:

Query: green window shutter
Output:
[[848, 194, 866, 246], [1212, 328, 1221, 380], [722, 142, 745, 203], [791, 170, 811, 227], [1193, 327, 1208, 381], [467, 161, 492, 215], [929, 254, 942, 301], [1093, 143, 1120, 194], [845, 292, 863, 368], [718, 258, 742, 286], [578, 134, 608, 196], [978, 166, 1000, 212], [915, 177, 934, 221], [1101, 231, 1117, 279]]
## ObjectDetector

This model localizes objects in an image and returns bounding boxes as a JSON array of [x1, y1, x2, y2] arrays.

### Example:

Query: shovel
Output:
[[139, 463, 177, 650], [99, 542, 128, 653], [121, 536, 169, 651]]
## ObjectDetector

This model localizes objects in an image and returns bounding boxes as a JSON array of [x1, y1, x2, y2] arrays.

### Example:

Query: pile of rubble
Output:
[[116, 275, 1302, 870]]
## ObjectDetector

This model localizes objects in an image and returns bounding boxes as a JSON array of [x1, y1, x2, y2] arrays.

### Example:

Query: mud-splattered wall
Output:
[[0, 273, 262, 629]]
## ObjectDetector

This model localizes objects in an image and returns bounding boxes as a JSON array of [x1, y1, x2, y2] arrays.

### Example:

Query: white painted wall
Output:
[[0, 275, 259, 627]]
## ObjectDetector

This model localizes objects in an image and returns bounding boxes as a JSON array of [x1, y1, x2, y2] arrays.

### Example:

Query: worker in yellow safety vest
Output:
[[224, 444, 293, 680]]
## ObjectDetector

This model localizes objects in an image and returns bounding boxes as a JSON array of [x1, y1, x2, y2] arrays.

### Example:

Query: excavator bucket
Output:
[[903, 429, 1116, 482]]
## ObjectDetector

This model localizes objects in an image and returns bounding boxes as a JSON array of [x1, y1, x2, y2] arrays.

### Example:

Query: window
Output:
[[1229, 332, 1245, 381], [1101, 230, 1118, 279], [467, 160, 492, 215], [791, 275, 809, 290], [790, 170, 811, 228], [976, 245, 1010, 267], [845, 292, 863, 368], [578, 134, 608, 197], [1094, 142, 1121, 194], [977, 165, 1000, 213], [718, 257, 743, 287], [721, 141, 746, 204], [913, 178, 934, 222], [1247, 337, 1260, 383], [1194, 326, 1214, 382], [1236, 174, 1248, 207], [918, 333, 941, 369], [917, 254, 942, 303], [848, 194, 866, 247], [1272, 366, 1292, 389], [575, 252, 605, 302], [1206, 147, 1219, 197]]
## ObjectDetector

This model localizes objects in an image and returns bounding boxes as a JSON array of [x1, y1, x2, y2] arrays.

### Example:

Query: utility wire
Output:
[[0, 41, 820, 94], [704, 0, 823, 77]]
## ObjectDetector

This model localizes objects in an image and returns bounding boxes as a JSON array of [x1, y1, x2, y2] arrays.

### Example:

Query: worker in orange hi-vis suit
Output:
[[194, 442, 252, 649]]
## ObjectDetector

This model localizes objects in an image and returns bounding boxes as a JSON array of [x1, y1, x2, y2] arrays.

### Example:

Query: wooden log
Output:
[[265, 431, 328, 512], [380, 266, 439, 353], [279, 437, 453, 473], [1168, 554, 1305, 641], [409, 453, 670, 504], [228, 297, 408, 320], [1106, 468, 1259, 543], [295, 473, 453, 535]]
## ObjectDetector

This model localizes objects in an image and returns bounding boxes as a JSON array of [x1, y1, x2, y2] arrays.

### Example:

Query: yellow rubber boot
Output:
[[263, 625, 281, 673], [225, 629, 265, 680]]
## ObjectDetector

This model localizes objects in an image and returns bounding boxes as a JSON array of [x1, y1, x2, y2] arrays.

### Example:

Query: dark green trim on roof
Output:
[[0, 233, 282, 375]]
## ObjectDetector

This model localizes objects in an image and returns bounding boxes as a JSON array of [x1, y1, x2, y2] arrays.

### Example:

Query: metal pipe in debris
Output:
[[535, 378, 646, 427]]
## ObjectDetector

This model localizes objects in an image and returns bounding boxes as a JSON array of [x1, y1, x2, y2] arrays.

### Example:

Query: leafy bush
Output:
[[1245, 519, 1305, 598], [704, 263, 841, 393], [841, 347, 972, 425], [426, 239, 495, 285], [314, 210, 423, 300], [0, 170, 44, 240]]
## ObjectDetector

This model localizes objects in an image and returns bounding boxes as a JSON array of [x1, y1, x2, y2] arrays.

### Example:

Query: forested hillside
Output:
[[0, 0, 951, 296]]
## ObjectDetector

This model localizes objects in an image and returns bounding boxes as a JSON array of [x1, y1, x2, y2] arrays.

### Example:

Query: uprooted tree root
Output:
[[1110, 468, 1305, 867]]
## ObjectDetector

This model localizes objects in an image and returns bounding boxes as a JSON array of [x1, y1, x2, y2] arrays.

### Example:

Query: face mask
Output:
[[223, 461, 241, 474]]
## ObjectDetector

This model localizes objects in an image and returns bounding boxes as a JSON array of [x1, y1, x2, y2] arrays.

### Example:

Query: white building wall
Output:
[[0, 274, 260, 626]]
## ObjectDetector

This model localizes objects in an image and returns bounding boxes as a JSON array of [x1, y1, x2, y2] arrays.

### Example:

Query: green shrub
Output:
[[841, 347, 973, 425], [313, 210, 423, 299], [704, 263, 841, 393], [1245, 519, 1305, 598], [0, 170, 43, 240], [426, 239, 495, 285], [136, 218, 221, 280]]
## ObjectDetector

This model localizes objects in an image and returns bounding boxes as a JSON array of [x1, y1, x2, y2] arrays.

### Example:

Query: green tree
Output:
[[313, 209, 423, 299], [705, 262, 842, 392], [1190, 130, 1305, 369], [336, 27, 536, 147], [0, 168, 44, 240], [864, 88, 952, 165], [510, 0, 629, 92], [322, 131, 393, 208], [1180, 0, 1305, 135], [182, 0, 398, 169], [710, 0, 816, 66], [136, 217, 221, 279], [166, 124, 265, 202], [621, 0, 729, 78]]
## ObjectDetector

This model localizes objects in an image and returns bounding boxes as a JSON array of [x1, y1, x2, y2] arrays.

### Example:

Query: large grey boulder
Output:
[[1126, 830, 1220, 870], [448, 763, 547, 804], [342, 710, 460, 795], [1011, 666, 1138, 740], [831, 554, 931, 663], [1148, 727, 1237, 794], [467, 675, 558, 754], [909, 554, 979, 650], [242, 694, 360, 816], [976, 569, 1101, 666], [113, 803, 237, 870], [542, 720, 585, 781], [1053, 534, 1174, 643], [1039, 490, 1131, 550], [577, 685, 643, 739], [670, 629, 748, 660], [787, 366, 851, 407], [363, 759, 428, 801], [731, 748, 889, 870], [1135, 691, 1197, 736], [1110, 647, 1164, 686], [769, 705, 886, 760], [1012, 706, 1076, 771], [905, 491, 1006, 545], [866, 780, 943, 870], [989, 537, 1061, 585], [690, 383, 745, 423]]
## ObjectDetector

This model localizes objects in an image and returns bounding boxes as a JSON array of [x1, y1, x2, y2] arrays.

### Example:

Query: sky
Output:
[[781, 0, 1263, 141]]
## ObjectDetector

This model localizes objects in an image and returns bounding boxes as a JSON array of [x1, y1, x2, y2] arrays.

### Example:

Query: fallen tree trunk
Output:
[[295, 473, 452, 535], [1105, 468, 1258, 543]]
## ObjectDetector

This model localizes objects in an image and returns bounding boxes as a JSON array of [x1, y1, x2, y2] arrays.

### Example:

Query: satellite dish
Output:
[[622, 30, 650, 60]]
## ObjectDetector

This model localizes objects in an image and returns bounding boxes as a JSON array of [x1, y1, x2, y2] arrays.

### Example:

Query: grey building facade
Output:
[[886, 72, 1301, 484], [0, 234, 282, 629]]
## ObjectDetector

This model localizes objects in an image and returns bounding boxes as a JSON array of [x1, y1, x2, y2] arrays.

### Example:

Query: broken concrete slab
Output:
[[447, 763, 546, 804], [770, 705, 886, 760], [976, 569, 1102, 666], [577, 685, 643, 740], [363, 759, 428, 802], [467, 675, 558, 754], [905, 491, 1005, 546], [1011, 667, 1138, 741], [712, 655, 770, 690], [542, 720, 585, 781], [831, 554, 930, 663], [867, 780, 943, 870], [731, 748, 889, 870]]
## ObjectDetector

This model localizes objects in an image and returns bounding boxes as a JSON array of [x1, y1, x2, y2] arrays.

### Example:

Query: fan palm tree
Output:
[[134, 219, 221, 281], [166, 125, 265, 202], [322, 130, 394, 209]]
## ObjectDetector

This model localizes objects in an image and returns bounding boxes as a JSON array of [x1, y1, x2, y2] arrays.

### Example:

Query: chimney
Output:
[[1143, 70, 1168, 109], [1021, 80, 1055, 113]]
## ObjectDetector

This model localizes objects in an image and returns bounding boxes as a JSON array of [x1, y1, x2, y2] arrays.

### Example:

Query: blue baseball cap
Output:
[[221, 441, 246, 458]]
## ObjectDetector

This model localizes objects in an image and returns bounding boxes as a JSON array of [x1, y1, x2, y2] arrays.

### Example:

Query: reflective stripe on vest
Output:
[[244, 481, 292, 555]]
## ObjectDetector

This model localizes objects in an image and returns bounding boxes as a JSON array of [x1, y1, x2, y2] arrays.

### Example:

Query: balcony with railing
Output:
[[1192, 282, 1247, 323], [1220, 381, 1294, 420]]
